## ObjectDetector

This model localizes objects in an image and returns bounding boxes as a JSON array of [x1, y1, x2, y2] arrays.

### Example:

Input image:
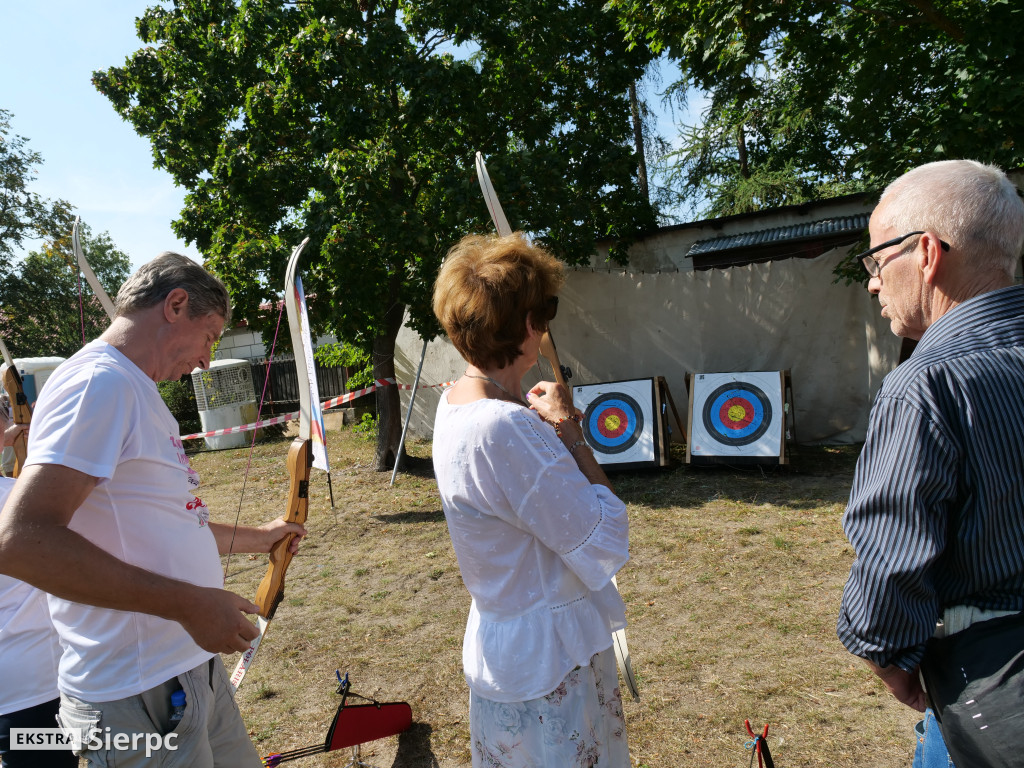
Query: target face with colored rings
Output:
[[702, 383, 772, 446], [583, 393, 645, 454]]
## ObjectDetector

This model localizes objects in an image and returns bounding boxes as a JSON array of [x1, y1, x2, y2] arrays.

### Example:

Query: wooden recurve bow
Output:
[[230, 239, 314, 690], [0, 338, 30, 477], [474, 152, 640, 701], [0, 220, 113, 479]]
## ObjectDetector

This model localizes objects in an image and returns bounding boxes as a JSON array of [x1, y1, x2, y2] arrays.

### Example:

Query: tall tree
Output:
[[0, 223, 130, 358], [94, 0, 655, 470], [610, 0, 1023, 216], [0, 109, 74, 273]]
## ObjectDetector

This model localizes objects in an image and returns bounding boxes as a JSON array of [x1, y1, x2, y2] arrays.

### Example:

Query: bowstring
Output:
[[223, 295, 288, 579]]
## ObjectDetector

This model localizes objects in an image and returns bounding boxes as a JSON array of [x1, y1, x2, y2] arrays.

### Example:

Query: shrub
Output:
[[159, 378, 202, 435]]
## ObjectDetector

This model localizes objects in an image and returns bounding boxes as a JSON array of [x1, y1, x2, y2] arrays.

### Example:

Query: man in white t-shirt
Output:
[[0, 253, 306, 768]]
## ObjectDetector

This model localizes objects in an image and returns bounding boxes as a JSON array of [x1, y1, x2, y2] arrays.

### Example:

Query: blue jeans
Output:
[[913, 709, 954, 768]]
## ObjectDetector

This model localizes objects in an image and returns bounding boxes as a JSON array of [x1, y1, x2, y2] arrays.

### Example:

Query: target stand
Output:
[[685, 371, 794, 466], [573, 377, 683, 471]]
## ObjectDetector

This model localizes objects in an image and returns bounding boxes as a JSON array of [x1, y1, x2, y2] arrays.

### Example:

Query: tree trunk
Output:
[[737, 123, 750, 179], [629, 81, 649, 203], [371, 273, 408, 471]]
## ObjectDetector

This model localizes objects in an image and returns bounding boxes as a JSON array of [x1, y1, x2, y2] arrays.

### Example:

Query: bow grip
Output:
[[2, 365, 30, 476], [253, 437, 311, 619]]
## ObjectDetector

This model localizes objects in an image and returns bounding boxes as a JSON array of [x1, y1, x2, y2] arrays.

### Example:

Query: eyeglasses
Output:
[[858, 231, 950, 278]]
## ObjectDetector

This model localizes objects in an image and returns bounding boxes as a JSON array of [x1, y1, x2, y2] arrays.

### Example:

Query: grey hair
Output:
[[877, 160, 1024, 275], [115, 252, 232, 324]]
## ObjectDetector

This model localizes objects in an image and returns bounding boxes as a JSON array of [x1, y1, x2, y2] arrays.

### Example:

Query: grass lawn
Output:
[[189, 428, 918, 767]]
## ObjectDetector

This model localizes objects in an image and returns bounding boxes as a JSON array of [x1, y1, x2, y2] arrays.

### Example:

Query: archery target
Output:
[[574, 379, 656, 466], [689, 372, 783, 458]]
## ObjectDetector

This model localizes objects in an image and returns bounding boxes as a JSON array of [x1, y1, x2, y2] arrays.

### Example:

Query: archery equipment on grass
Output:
[[686, 371, 794, 466], [744, 720, 776, 768], [262, 672, 412, 767], [573, 377, 682, 471]]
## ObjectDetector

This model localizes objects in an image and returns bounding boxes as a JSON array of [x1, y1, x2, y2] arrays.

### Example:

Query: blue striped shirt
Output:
[[837, 285, 1024, 671]]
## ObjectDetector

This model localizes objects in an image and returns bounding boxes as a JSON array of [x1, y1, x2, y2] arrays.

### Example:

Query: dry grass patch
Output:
[[189, 432, 918, 767]]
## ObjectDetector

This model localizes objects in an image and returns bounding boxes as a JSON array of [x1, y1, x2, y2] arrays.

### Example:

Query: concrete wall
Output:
[[217, 327, 266, 361], [216, 325, 336, 362]]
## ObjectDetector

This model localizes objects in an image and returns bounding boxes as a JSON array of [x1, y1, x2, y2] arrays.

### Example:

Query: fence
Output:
[[248, 357, 355, 412]]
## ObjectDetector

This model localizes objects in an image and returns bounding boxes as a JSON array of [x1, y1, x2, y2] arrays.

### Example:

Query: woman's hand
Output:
[[526, 380, 577, 424], [528, 381, 614, 492]]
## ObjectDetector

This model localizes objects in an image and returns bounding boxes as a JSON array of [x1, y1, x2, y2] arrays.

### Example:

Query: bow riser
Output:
[[1, 367, 30, 477], [253, 437, 311, 620], [0, 338, 30, 477]]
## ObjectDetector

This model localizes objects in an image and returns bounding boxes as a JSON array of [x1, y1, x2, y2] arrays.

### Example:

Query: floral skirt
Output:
[[469, 647, 628, 768]]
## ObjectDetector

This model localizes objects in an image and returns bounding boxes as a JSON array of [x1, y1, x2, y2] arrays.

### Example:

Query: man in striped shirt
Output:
[[837, 160, 1024, 767]]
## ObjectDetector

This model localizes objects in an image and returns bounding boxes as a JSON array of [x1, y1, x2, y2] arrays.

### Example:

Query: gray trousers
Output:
[[57, 657, 260, 768]]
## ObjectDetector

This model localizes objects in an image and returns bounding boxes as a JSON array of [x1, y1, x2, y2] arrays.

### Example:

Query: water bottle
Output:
[[169, 689, 186, 724]]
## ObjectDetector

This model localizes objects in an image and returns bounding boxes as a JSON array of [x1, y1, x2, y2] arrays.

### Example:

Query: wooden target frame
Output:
[[573, 377, 683, 470], [685, 370, 795, 465]]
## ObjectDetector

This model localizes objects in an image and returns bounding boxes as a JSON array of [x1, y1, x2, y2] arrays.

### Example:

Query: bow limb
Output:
[[230, 239, 314, 690], [475, 152, 513, 237], [539, 330, 572, 396], [73, 217, 117, 321], [0, 338, 30, 477], [476, 154, 570, 396]]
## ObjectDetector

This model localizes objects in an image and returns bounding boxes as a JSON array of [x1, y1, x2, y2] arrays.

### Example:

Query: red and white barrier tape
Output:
[[179, 377, 456, 441]]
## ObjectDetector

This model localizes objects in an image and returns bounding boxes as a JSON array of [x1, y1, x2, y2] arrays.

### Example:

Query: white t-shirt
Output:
[[432, 391, 629, 702], [0, 477, 62, 714], [26, 340, 222, 701]]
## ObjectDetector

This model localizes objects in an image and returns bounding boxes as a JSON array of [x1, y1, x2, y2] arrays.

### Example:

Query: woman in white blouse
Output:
[[432, 232, 631, 767]]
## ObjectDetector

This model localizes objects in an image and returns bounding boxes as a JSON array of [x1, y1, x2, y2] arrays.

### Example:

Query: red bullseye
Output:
[[597, 407, 628, 438], [719, 397, 755, 429]]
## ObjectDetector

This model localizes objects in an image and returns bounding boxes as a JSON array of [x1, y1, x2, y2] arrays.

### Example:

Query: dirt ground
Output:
[[188, 430, 919, 768]]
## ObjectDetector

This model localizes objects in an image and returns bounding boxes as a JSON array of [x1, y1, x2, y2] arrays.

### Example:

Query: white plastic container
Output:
[[190, 359, 260, 450], [13, 357, 67, 406]]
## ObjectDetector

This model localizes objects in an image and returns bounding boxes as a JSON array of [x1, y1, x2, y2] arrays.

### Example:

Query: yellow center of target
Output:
[[728, 404, 747, 423], [603, 414, 622, 432]]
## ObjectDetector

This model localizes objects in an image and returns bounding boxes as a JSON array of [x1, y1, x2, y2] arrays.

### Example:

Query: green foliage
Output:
[[92, 0, 657, 347], [0, 110, 75, 273], [93, 0, 658, 467], [833, 236, 874, 288], [315, 342, 372, 390], [158, 378, 202, 435], [352, 412, 378, 443], [611, 0, 1024, 217], [0, 223, 130, 358]]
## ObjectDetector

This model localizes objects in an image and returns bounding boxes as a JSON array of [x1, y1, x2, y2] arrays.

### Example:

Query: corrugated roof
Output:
[[687, 214, 870, 256]]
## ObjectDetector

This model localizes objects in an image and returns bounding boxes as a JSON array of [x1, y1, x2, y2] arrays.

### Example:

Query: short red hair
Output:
[[433, 233, 565, 370]]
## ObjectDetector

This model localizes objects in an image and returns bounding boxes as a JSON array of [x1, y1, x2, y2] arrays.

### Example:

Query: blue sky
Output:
[[1, 3, 692, 274], [1, 1, 201, 271]]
